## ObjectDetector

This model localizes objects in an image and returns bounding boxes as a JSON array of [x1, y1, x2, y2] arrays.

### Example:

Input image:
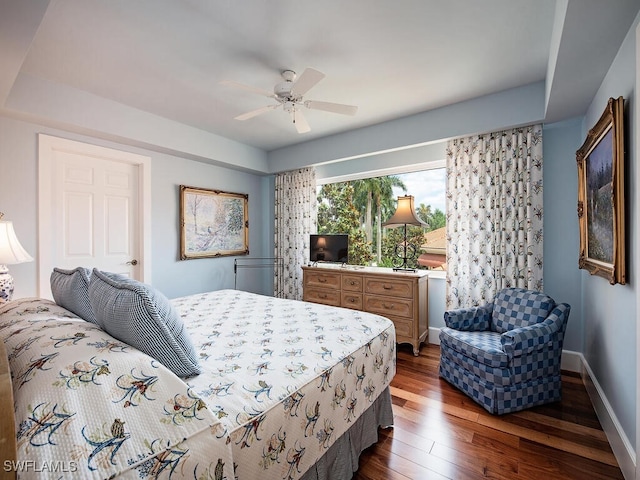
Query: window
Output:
[[316, 167, 446, 270]]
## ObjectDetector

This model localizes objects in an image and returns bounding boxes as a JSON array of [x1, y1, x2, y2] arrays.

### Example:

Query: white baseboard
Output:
[[428, 328, 635, 478], [428, 326, 441, 345], [560, 349, 582, 373], [579, 354, 636, 479]]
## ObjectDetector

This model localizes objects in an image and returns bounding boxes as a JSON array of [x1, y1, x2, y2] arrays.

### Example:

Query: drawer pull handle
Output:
[[383, 284, 393, 290], [349, 281, 356, 285], [348, 297, 356, 303], [319, 277, 327, 283], [383, 303, 395, 309], [319, 294, 327, 299]]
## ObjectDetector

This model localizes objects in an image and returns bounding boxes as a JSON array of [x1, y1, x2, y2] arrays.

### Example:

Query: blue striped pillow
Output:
[[88, 269, 201, 377], [50, 267, 98, 324]]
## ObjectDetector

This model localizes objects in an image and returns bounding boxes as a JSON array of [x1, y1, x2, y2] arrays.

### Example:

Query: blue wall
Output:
[[581, 15, 638, 450], [151, 152, 269, 298], [542, 118, 584, 352]]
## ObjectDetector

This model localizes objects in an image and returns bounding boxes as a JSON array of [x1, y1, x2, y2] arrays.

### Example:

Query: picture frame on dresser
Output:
[[576, 96, 626, 285], [179, 185, 249, 260]]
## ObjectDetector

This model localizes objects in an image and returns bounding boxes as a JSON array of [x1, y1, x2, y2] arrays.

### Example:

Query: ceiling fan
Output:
[[220, 68, 358, 133]]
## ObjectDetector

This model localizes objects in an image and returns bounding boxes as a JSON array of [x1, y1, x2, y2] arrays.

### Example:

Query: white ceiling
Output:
[[2, 0, 640, 152]]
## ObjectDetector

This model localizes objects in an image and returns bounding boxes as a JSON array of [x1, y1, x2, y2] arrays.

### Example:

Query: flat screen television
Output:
[[310, 234, 349, 264]]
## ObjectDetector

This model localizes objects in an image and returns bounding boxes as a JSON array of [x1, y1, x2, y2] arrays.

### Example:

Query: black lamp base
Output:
[[393, 266, 416, 272], [392, 240, 417, 272]]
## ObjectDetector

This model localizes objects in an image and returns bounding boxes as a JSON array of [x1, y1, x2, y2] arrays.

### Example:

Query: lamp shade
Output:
[[382, 195, 427, 228], [0, 221, 33, 265]]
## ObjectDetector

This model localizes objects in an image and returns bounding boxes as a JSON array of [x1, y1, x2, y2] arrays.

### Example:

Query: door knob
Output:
[[126, 259, 138, 266]]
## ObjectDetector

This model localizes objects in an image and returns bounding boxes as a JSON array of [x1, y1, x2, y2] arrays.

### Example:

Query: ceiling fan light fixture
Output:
[[281, 70, 296, 82], [221, 67, 358, 133], [274, 82, 293, 99]]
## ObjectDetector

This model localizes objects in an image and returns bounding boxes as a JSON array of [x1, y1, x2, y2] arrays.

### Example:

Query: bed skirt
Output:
[[300, 386, 394, 480]]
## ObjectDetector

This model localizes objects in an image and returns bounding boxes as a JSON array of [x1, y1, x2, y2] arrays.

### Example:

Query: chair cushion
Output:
[[88, 269, 201, 377], [491, 288, 555, 333], [439, 333, 511, 387], [439, 327, 507, 368], [50, 267, 98, 324]]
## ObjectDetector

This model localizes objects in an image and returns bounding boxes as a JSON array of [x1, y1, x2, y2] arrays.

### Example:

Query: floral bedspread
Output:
[[0, 298, 234, 480], [172, 290, 396, 480], [1, 291, 396, 480]]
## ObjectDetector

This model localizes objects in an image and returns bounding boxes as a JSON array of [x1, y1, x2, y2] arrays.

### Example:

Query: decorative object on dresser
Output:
[[303, 264, 428, 355], [310, 234, 349, 264], [382, 195, 427, 272], [0, 213, 33, 302]]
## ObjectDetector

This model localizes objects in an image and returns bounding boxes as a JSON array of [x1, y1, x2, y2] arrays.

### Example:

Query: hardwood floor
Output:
[[354, 343, 624, 480]]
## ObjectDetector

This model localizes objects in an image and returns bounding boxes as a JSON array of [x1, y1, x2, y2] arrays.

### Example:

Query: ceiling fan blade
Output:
[[219, 80, 275, 98], [305, 100, 358, 116], [290, 68, 325, 96], [235, 104, 279, 121], [291, 109, 310, 134]]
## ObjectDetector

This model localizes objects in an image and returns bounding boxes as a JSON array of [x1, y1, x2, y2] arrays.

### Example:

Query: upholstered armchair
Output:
[[439, 288, 570, 415]]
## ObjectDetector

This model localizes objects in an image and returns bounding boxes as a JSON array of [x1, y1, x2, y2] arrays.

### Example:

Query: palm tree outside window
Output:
[[316, 168, 446, 270]]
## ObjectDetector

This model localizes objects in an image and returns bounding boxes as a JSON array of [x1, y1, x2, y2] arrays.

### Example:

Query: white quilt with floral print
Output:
[[1, 290, 395, 480], [0, 298, 234, 480], [172, 290, 396, 480]]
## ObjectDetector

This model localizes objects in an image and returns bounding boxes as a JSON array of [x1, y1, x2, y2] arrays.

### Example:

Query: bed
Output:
[[0, 270, 396, 480]]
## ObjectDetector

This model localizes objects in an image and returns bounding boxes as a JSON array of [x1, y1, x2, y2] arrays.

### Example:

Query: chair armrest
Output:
[[444, 304, 493, 331], [501, 303, 571, 357]]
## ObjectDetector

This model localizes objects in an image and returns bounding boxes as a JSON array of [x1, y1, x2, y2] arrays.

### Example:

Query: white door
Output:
[[38, 134, 151, 297]]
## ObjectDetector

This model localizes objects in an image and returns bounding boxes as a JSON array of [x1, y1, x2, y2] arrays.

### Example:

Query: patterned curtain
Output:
[[445, 124, 543, 310], [274, 167, 317, 300]]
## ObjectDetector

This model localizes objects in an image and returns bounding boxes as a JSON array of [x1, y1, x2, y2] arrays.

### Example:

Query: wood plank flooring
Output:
[[354, 344, 624, 480]]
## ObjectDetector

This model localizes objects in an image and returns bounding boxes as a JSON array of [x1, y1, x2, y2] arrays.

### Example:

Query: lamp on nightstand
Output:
[[0, 213, 33, 302], [382, 196, 427, 272]]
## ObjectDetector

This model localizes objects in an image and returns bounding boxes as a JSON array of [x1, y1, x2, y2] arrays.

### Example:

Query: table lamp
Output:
[[0, 213, 33, 302], [382, 196, 427, 271]]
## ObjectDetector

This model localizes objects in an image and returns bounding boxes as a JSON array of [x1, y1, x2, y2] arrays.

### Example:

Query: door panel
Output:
[[38, 134, 151, 298], [64, 191, 93, 257], [55, 151, 138, 278], [105, 196, 131, 256]]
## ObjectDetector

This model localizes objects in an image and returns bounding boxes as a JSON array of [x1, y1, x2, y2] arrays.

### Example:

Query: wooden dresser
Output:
[[302, 265, 428, 355]]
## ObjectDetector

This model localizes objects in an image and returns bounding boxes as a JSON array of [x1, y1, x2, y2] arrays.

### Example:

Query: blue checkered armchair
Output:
[[439, 288, 570, 415]]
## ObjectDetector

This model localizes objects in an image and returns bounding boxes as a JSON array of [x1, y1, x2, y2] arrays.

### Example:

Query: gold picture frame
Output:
[[180, 185, 249, 259], [576, 96, 625, 285]]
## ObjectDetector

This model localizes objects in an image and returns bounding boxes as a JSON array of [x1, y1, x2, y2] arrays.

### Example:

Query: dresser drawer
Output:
[[304, 288, 341, 307], [341, 292, 363, 310], [304, 271, 341, 290], [386, 315, 413, 339], [364, 295, 413, 319], [342, 275, 363, 292], [364, 277, 414, 299]]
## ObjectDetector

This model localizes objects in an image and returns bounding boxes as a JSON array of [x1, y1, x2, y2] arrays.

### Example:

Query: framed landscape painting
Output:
[[180, 185, 249, 259], [576, 96, 625, 285]]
